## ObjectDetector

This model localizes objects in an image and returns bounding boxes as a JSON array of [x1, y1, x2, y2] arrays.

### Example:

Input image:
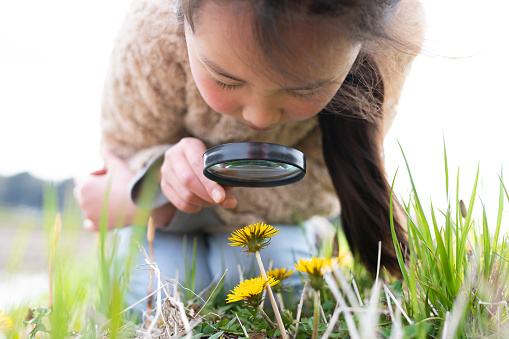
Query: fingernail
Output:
[[212, 188, 223, 204], [83, 219, 94, 231], [222, 195, 237, 208]]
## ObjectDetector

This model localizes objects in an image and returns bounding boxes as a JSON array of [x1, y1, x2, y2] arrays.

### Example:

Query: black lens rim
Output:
[[203, 142, 306, 187]]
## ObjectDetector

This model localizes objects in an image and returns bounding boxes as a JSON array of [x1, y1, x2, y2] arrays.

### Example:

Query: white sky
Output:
[[0, 0, 508, 226]]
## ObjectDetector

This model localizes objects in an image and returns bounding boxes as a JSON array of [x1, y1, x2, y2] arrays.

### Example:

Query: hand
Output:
[[73, 149, 139, 231], [160, 137, 237, 213]]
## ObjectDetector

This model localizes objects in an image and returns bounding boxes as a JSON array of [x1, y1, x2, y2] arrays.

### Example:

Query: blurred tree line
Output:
[[0, 172, 73, 210]]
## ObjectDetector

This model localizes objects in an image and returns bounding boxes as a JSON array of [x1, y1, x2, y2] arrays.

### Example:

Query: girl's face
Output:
[[185, 2, 361, 132]]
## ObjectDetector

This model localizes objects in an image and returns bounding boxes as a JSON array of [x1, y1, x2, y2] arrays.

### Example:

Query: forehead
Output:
[[190, 1, 360, 84]]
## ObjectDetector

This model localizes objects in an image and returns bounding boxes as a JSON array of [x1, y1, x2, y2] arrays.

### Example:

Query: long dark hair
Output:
[[179, 0, 424, 275], [320, 54, 407, 275]]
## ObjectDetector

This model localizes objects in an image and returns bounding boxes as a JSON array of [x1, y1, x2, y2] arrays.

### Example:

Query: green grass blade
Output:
[[389, 169, 408, 280], [457, 164, 479, 271], [492, 170, 504, 255], [98, 179, 111, 316], [444, 206, 455, 277], [444, 137, 449, 200], [398, 141, 433, 244], [481, 203, 491, 280], [456, 168, 462, 270], [389, 170, 420, 316], [430, 202, 458, 297]]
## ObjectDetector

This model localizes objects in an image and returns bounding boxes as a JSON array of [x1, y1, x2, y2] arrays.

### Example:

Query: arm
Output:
[[74, 149, 177, 231], [75, 1, 186, 230], [75, 0, 236, 230]]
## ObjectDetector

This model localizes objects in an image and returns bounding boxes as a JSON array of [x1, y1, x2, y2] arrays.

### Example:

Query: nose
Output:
[[242, 101, 282, 129]]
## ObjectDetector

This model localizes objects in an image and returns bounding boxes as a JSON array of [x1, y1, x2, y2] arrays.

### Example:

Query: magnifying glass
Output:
[[203, 142, 306, 187]]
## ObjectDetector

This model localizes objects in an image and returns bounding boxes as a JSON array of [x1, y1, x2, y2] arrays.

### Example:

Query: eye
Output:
[[214, 79, 241, 91], [288, 90, 319, 100]]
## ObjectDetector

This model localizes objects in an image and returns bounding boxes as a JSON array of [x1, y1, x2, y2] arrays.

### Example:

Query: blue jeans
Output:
[[116, 210, 317, 313]]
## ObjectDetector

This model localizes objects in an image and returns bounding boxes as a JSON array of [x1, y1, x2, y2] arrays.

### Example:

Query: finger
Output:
[[164, 147, 218, 205], [161, 175, 212, 209], [160, 151, 212, 209], [220, 193, 237, 209], [181, 145, 227, 204], [160, 178, 208, 213], [172, 159, 219, 204]]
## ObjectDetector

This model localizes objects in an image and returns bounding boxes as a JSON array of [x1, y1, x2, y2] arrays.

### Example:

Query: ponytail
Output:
[[319, 54, 407, 276]]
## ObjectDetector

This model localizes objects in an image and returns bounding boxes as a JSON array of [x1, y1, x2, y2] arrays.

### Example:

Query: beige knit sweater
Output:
[[100, 0, 423, 229]]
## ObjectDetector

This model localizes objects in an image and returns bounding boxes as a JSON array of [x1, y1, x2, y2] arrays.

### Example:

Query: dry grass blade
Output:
[[322, 270, 360, 339], [322, 304, 341, 339], [136, 244, 194, 339], [236, 312, 249, 337], [147, 217, 156, 317], [293, 281, 309, 339], [332, 266, 361, 309], [358, 242, 383, 338], [255, 251, 287, 339], [388, 299, 403, 339], [359, 279, 381, 338], [383, 284, 413, 325], [193, 269, 228, 318], [440, 287, 466, 339], [352, 278, 364, 307], [121, 282, 172, 314]]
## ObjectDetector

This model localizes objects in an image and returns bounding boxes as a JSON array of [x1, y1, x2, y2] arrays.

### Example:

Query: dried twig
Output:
[[147, 217, 156, 318]]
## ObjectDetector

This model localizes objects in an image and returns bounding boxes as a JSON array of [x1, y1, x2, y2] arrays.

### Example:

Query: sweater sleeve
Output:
[[100, 0, 190, 172]]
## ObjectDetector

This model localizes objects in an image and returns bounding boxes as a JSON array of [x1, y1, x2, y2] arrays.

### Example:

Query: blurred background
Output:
[[0, 0, 508, 307]]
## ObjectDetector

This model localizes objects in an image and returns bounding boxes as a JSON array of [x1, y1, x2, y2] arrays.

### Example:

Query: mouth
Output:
[[247, 125, 273, 132]]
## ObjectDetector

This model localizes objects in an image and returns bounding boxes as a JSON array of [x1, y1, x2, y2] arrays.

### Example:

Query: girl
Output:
[[75, 0, 424, 304]]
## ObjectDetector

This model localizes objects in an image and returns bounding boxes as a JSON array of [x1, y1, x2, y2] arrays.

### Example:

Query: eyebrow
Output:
[[199, 54, 341, 91]]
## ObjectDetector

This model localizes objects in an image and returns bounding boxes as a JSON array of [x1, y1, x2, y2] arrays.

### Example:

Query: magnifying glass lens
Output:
[[203, 142, 306, 187], [207, 160, 302, 181]]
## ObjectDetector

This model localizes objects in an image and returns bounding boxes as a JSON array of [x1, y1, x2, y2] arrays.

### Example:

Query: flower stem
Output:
[[276, 292, 285, 311], [257, 305, 277, 329], [255, 251, 288, 339], [312, 289, 320, 339]]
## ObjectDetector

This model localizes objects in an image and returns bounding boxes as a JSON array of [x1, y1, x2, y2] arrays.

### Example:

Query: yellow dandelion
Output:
[[295, 257, 339, 290], [337, 248, 353, 269], [228, 222, 279, 254], [295, 257, 338, 276], [267, 267, 294, 281], [0, 310, 13, 331], [267, 267, 294, 293], [226, 276, 279, 306]]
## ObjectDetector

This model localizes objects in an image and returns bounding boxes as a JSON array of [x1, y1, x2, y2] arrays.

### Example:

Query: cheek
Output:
[[192, 72, 239, 115], [284, 98, 329, 121]]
